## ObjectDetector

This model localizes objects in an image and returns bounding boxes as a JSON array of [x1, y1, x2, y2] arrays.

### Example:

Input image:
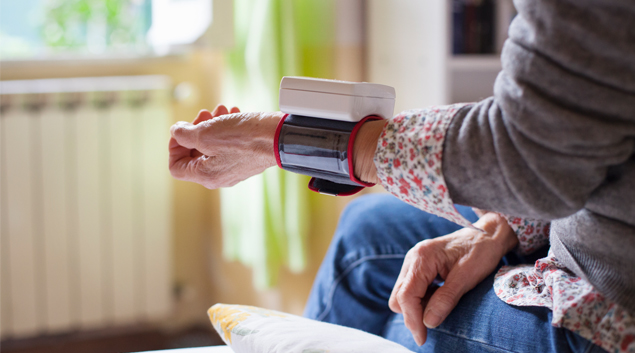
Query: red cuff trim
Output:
[[347, 115, 383, 187], [273, 114, 289, 169]]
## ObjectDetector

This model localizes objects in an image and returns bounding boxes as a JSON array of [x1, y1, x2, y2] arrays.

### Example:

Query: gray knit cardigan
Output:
[[442, 0, 635, 312]]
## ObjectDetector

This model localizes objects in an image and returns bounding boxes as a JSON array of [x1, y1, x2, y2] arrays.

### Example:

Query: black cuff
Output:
[[274, 114, 380, 196]]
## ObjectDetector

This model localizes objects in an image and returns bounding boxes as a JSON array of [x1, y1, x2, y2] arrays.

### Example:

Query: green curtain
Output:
[[221, 0, 336, 289]]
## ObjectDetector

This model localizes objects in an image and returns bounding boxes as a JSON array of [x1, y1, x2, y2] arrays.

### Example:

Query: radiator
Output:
[[0, 76, 173, 339]]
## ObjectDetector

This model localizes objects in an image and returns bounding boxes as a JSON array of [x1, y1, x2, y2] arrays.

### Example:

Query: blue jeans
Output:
[[304, 194, 606, 353]]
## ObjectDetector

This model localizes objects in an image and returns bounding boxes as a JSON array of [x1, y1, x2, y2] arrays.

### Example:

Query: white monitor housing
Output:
[[279, 76, 396, 122]]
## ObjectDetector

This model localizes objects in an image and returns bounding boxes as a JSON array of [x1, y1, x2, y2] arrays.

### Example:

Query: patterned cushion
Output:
[[208, 304, 414, 353]]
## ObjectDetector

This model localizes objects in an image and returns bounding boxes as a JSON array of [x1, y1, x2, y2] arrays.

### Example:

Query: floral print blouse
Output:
[[373, 104, 635, 353]]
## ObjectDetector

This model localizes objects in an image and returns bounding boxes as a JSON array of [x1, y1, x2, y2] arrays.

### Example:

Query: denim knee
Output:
[[310, 195, 411, 321], [307, 194, 475, 326], [336, 195, 401, 247], [334, 194, 467, 259], [335, 194, 423, 252]]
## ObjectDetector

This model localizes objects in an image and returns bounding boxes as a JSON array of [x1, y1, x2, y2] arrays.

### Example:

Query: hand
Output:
[[388, 212, 519, 346], [169, 104, 284, 189]]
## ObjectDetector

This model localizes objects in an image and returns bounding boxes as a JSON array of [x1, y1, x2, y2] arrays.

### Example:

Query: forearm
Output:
[[352, 120, 385, 185]]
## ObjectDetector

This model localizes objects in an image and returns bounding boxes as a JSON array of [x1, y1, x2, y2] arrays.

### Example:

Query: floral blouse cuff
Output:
[[503, 215, 551, 255], [373, 104, 478, 230]]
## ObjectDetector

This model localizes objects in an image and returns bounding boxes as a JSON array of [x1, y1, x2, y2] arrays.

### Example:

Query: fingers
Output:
[[398, 256, 435, 346], [169, 152, 197, 181], [170, 121, 199, 150], [422, 235, 499, 329], [169, 136, 199, 181], [399, 271, 430, 345], [388, 259, 412, 314], [192, 109, 215, 125], [168, 137, 214, 185], [388, 227, 505, 347], [168, 137, 192, 169], [192, 104, 237, 125], [389, 243, 440, 346], [422, 268, 471, 329], [169, 104, 244, 186], [211, 104, 229, 118]]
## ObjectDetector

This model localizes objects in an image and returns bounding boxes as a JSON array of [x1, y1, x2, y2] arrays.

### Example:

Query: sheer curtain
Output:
[[221, 0, 336, 289]]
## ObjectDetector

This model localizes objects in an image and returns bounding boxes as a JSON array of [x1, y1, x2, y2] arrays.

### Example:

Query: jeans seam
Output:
[[316, 253, 406, 322], [429, 327, 520, 353]]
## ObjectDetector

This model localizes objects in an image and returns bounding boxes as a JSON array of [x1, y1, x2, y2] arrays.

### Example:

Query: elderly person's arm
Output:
[[169, 0, 634, 347], [168, 108, 544, 347], [348, 0, 635, 346]]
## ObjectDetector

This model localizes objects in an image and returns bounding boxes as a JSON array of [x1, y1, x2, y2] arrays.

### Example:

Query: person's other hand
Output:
[[388, 212, 519, 346], [169, 104, 284, 189]]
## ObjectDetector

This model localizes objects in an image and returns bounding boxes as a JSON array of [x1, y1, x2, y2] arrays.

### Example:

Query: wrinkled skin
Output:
[[388, 211, 518, 346], [169, 105, 284, 189]]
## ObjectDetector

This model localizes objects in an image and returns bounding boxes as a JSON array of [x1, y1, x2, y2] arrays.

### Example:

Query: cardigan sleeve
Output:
[[439, 0, 635, 220], [376, 0, 635, 224]]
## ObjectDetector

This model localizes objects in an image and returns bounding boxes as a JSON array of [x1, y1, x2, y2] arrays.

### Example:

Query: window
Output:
[[0, 0, 230, 61]]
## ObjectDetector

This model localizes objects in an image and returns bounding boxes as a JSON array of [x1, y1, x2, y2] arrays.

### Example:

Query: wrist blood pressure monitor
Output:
[[275, 76, 395, 196]]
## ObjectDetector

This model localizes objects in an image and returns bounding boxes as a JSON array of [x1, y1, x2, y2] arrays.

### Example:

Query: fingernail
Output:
[[423, 310, 442, 328], [414, 334, 423, 346]]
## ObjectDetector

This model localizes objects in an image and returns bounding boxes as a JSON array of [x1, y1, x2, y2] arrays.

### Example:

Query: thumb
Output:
[[422, 269, 471, 329], [170, 121, 199, 150]]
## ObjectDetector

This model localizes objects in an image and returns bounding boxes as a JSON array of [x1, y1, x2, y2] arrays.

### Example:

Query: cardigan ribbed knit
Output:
[[442, 0, 635, 312]]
